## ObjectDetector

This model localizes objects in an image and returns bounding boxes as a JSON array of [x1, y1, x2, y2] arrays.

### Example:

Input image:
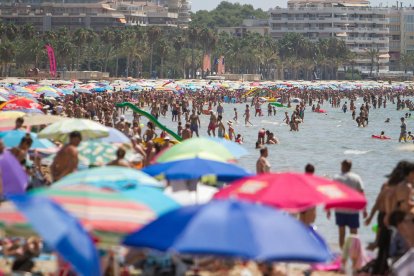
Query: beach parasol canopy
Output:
[[214, 173, 367, 212], [0, 114, 67, 129], [164, 183, 217, 205], [30, 185, 156, 235], [53, 166, 162, 188], [2, 195, 101, 276], [207, 137, 249, 158], [38, 118, 109, 142], [143, 158, 252, 182], [155, 137, 235, 163], [0, 111, 25, 120], [95, 127, 131, 144], [53, 178, 179, 216], [0, 150, 28, 195], [0, 130, 55, 149], [123, 200, 332, 263], [76, 141, 125, 167], [0, 97, 42, 113]]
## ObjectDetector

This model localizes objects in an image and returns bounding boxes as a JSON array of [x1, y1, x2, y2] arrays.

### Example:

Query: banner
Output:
[[45, 44, 57, 77]]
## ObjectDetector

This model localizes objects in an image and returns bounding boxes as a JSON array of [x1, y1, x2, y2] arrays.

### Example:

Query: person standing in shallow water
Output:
[[328, 160, 367, 249], [256, 147, 271, 174]]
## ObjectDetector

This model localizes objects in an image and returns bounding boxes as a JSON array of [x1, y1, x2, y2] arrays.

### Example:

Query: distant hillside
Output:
[[190, 1, 269, 28]]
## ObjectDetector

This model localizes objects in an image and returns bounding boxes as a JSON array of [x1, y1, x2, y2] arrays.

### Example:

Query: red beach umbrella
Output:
[[0, 97, 42, 112], [214, 172, 367, 212]]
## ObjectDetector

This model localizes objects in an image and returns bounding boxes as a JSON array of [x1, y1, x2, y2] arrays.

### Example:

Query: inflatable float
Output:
[[371, 135, 391, 140], [270, 102, 289, 108], [314, 109, 327, 113], [116, 102, 183, 142]]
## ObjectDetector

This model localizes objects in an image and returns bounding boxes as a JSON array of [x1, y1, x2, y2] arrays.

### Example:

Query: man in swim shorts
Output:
[[330, 160, 367, 249], [189, 109, 200, 137]]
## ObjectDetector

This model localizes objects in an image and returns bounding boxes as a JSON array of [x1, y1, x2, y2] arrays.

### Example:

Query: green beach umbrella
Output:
[[38, 118, 109, 142], [155, 137, 235, 163], [77, 141, 123, 167]]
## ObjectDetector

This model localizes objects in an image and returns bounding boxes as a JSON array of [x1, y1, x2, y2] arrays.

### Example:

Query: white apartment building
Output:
[[269, 0, 390, 74]]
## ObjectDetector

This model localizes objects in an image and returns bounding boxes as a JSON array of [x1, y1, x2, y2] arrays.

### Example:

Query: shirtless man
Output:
[[10, 134, 33, 165], [182, 123, 192, 140], [189, 110, 200, 137], [256, 147, 271, 174], [50, 131, 82, 181], [107, 147, 130, 167], [207, 111, 217, 137]]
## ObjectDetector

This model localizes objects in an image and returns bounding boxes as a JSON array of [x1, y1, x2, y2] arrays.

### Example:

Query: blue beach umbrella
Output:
[[7, 194, 101, 276], [207, 137, 248, 158], [123, 200, 332, 263], [142, 157, 252, 182], [95, 127, 130, 144], [53, 166, 163, 188], [53, 174, 179, 215], [0, 130, 55, 149]]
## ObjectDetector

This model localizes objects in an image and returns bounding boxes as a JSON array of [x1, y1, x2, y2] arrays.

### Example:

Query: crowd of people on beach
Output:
[[1, 82, 414, 275]]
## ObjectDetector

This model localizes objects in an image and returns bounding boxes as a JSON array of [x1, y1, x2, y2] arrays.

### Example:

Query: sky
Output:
[[192, 0, 395, 11]]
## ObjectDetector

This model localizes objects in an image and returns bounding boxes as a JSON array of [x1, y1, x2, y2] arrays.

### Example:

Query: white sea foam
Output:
[[344, 150, 371, 155]]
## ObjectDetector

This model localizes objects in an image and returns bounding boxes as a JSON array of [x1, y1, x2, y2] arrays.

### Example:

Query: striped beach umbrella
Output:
[[0, 185, 157, 245]]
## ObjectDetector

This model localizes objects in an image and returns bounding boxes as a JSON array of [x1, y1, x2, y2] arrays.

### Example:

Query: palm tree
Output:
[[0, 41, 16, 76], [147, 26, 161, 77], [400, 53, 414, 74], [157, 39, 170, 78], [365, 48, 380, 77], [100, 28, 115, 72], [73, 28, 89, 70], [187, 26, 200, 78]]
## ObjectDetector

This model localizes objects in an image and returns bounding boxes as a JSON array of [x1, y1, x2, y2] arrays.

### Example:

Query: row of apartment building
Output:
[[0, 0, 191, 31], [218, 0, 414, 74]]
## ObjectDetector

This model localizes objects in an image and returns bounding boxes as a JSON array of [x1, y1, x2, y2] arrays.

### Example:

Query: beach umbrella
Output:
[[123, 200, 332, 263], [76, 141, 123, 167], [0, 130, 55, 149], [0, 114, 67, 128], [0, 111, 25, 120], [1, 195, 101, 276], [392, 249, 414, 275], [75, 88, 92, 94], [0, 150, 28, 195], [155, 137, 234, 163], [0, 97, 42, 113], [207, 137, 248, 158], [53, 166, 162, 188], [143, 158, 252, 182], [53, 178, 179, 216], [214, 173, 367, 212], [35, 86, 57, 93], [29, 185, 156, 238], [164, 183, 217, 205], [96, 127, 131, 144], [38, 118, 109, 142]]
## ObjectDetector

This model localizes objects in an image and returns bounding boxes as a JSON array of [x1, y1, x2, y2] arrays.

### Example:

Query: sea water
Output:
[[126, 97, 414, 247]]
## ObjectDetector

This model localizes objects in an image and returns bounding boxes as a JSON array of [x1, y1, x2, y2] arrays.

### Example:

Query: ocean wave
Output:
[[344, 150, 371, 155]]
